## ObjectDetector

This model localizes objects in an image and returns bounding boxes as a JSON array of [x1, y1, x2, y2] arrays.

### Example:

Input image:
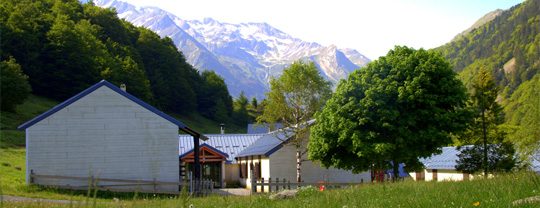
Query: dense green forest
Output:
[[437, 0, 540, 158], [0, 0, 256, 128]]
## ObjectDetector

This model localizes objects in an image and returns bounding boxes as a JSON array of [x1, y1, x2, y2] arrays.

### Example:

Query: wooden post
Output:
[[268, 178, 271, 192], [193, 134, 201, 194], [250, 172, 256, 194], [30, 169, 34, 184], [275, 178, 278, 191], [261, 178, 265, 193], [287, 180, 290, 190], [282, 178, 286, 190]]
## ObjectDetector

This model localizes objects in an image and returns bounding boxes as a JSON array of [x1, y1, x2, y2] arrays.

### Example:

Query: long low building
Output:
[[410, 146, 540, 182], [179, 129, 371, 189]]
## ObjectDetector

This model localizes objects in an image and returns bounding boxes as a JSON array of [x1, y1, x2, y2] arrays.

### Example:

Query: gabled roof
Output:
[[179, 134, 264, 163], [420, 146, 464, 170], [179, 143, 229, 159], [235, 130, 291, 158], [17, 80, 201, 137], [236, 120, 315, 158]]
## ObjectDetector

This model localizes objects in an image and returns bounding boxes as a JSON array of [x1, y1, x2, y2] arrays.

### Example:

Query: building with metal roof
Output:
[[179, 134, 264, 163], [410, 146, 473, 182], [178, 133, 265, 187], [233, 128, 370, 189], [18, 80, 203, 193]]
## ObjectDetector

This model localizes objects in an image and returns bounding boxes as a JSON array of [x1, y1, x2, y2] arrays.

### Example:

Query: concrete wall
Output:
[[224, 164, 239, 186], [26, 86, 179, 193]]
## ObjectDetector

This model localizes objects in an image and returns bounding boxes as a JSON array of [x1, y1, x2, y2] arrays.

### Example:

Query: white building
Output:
[[18, 80, 203, 193], [234, 131, 371, 189], [410, 146, 473, 182]]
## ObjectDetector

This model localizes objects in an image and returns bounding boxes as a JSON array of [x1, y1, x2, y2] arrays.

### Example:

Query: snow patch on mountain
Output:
[[93, 0, 370, 99]]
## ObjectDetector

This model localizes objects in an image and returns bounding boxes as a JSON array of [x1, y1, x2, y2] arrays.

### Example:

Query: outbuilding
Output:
[[18, 80, 203, 193], [410, 146, 473, 181], [234, 130, 371, 189]]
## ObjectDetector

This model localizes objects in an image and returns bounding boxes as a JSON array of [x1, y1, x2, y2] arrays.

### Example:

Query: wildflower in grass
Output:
[[319, 185, 325, 191], [473, 201, 480, 206]]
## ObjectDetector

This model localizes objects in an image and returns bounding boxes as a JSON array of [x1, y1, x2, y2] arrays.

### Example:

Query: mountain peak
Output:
[[94, 0, 370, 99]]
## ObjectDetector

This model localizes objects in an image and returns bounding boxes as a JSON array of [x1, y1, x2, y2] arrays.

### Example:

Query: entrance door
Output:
[[202, 162, 222, 188]]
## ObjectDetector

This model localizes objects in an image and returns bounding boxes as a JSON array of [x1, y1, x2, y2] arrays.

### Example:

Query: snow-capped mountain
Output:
[[94, 0, 370, 99]]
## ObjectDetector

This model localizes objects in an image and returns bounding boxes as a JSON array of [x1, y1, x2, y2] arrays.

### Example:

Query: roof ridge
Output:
[[18, 80, 191, 132]]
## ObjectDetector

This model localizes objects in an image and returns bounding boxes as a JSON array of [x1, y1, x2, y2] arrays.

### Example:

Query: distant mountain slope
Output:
[[438, 0, 539, 91], [452, 9, 504, 40], [437, 0, 539, 154], [94, 0, 370, 99]]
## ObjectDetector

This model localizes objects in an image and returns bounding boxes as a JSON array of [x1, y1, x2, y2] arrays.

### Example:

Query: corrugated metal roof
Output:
[[235, 131, 292, 158], [238, 120, 315, 158], [247, 123, 283, 134], [179, 134, 264, 163], [420, 146, 464, 170]]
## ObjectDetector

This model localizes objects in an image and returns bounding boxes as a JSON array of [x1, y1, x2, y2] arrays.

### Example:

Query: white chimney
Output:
[[220, 123, 225, 134], [120, 84, 126, 92]]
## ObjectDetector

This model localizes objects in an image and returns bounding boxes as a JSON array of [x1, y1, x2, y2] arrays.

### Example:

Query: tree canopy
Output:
[[455, 68, 516, 175], [0, 57, 31, 112], [0, 0, 236, 124], [309, 46, 471, 178], [258, 61, 332, 182]]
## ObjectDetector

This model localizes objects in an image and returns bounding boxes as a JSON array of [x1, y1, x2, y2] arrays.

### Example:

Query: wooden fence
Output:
[[29, 170, 213, 195], [250, 173, 363, 193]]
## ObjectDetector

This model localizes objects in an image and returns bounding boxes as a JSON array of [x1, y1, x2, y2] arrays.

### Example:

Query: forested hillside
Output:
[[438, 0, 539, 91], [1, 0, 253, 128], [437, 0, 539, 157]]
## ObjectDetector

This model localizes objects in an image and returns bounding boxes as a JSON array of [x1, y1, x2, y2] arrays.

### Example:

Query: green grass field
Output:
[[2, 172, 539, 207]]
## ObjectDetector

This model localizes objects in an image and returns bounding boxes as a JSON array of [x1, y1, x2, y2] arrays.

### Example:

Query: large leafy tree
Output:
[[456, 69, 516, 176], [0, 57, 32, 112], [258, 61, 332, 182], [309, 46, 471, 180]]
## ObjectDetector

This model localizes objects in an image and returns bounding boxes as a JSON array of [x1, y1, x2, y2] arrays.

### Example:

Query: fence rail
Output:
[[29, 170, 213, 195], [250, 173, 363, 193]]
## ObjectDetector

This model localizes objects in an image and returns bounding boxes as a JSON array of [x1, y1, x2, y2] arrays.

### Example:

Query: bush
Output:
[[0, 57, 31, 112]]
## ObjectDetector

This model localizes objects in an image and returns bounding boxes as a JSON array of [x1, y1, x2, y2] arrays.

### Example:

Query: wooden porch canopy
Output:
[[180, 143, 228, 163]]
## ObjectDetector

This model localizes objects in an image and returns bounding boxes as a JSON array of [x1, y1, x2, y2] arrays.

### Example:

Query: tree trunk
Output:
[[296, 149, 302, 183], [392, 160, 399, 182], [481, 108, 488, 178]]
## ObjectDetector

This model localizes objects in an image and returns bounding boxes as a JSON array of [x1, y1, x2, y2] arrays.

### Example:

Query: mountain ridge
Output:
[[94, 0, 370, 99]]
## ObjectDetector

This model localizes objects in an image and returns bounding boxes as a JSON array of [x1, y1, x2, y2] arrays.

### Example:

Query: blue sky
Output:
[[121, 0, 523, 59]]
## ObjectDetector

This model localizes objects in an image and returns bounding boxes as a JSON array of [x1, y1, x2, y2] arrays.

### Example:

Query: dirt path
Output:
[[1, 195, 81, 204]]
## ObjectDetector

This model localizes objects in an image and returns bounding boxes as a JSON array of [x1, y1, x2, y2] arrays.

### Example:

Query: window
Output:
[[254, 162, 261, 179], [239, 162, 247, 178]]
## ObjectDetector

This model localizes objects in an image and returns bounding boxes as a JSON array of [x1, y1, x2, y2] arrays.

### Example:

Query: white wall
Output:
[[26, 86, 179, 193], [410, 169, 474, 182], [269, 145, 370, 183]]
